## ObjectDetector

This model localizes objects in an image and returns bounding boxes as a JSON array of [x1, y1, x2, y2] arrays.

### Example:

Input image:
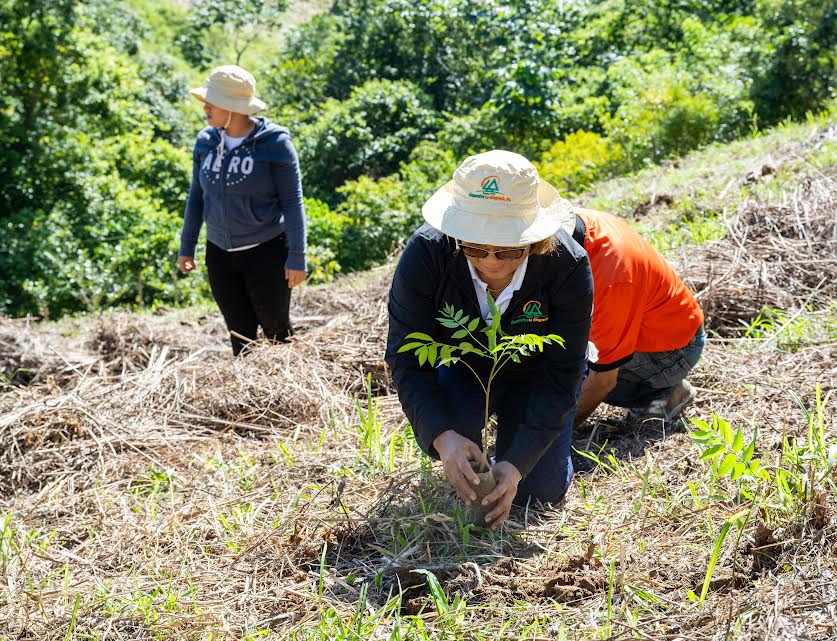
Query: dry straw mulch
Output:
[[675, 175, 836, 334]]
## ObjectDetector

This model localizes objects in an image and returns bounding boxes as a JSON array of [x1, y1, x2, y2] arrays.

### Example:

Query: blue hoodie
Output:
[[179, 117, 307, 271]]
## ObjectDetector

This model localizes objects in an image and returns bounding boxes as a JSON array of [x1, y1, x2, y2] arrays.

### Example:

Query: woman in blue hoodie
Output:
[[177, 65, 307, 355]]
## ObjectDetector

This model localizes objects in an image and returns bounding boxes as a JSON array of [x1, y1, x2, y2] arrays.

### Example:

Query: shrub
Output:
[[305, 198, 349, 283], [0, 131, 201, 317], [536, 131, 624, 196], [749, 0, 836, 126], [333, 142, 457, 271], [435, 103, 509, 158], [602, 51, 724, 165], [261, 13, 345, 123], [297, 79, 441, 204]]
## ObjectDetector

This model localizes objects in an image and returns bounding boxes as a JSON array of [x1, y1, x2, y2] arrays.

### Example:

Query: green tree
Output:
[[297, 79, 441, 204], [0, 2, 200, 316], [536, 131, 624, 196], [262, 14, 346, 126], [177, 0, 289, 68], [750, 0, 836, 125], [601, 49, 745, 164], [326, 0, 492, 112], [334, 142, 456, 271], [79, 0, 147, 55]]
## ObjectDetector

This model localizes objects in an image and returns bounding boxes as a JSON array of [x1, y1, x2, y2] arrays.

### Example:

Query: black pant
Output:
[[206, 234, 294, 355]]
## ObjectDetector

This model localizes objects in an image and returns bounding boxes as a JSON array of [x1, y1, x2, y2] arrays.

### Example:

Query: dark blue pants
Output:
[[438, 365, 574, 505], [603, 325, 705, 408]]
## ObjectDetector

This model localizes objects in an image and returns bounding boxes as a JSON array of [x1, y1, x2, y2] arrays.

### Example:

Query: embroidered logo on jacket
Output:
[[511, 300, 548, 324]]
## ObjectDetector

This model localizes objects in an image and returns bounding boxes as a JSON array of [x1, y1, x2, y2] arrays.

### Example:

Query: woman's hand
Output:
[[285, 268, 307, 288], [177, 256, 196, 273], [482, 460, 522, 529], [432, 430, 483, 504]]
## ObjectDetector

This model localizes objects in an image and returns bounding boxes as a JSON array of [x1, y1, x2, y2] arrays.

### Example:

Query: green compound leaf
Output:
[[700, 443, 725, 460], [718, 453, 737, 477], [405, 332, 433, 341], [546, 334, 565, 347], [732, 428, 744, 453], [397, 341, 425, 353]]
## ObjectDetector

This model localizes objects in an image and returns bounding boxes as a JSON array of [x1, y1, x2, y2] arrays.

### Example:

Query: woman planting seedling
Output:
[[398, 296, 566, 525], [385, 150, 593, 529]]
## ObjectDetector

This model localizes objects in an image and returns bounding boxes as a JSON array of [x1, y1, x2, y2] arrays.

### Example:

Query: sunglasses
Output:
[[458, 243, 528, 260]]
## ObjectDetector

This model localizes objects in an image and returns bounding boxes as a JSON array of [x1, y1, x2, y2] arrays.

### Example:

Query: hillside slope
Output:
[[1, 118, 835, 640]]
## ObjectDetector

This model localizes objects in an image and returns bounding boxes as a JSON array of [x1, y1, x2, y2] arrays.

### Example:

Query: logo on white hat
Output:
[[468, 175, 511, 202]]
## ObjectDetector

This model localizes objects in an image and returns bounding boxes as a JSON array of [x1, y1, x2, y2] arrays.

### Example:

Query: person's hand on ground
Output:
[[285, 268, 307, 288], [482, 460, 522, 529], [177, 256, 196, 273], [433, 430, 483, 505]]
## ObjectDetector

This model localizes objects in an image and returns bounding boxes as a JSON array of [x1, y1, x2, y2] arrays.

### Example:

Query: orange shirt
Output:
[[577, 209, 704, 368]]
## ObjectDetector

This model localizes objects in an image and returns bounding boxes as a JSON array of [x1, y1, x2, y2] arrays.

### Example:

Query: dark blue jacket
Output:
[[385, 224, 593, 479], [179, 117, 307, 271]]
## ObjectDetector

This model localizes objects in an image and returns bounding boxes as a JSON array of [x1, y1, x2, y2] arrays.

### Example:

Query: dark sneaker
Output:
[[626, 380, 696, 424]]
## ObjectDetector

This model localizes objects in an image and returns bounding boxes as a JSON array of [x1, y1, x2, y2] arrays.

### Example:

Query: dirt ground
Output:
[[0, 160, 835, 639]]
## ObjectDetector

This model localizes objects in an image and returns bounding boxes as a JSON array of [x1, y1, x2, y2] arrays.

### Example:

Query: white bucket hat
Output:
[[422, 150, 575, 246], [190, 65, 267, 115]]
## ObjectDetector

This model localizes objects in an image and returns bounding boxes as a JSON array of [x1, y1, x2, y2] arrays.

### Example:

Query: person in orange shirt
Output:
[[571, 208, 705, 426]]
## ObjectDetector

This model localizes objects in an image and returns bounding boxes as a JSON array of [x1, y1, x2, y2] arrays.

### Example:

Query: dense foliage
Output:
[[1, 0, 833, 316], [267, 0, 833, 278], [0, 0, 207, 317]]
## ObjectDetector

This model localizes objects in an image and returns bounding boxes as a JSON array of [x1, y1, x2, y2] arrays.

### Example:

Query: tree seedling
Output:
[[398, 294, 564, 524]]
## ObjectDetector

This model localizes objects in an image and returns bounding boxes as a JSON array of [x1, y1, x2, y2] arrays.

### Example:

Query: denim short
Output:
[[603, 324, 705, 408]]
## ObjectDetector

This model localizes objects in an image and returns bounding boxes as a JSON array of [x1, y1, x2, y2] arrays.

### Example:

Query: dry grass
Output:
[[1, 177, 835, 639], [675, 175, 836, 335]]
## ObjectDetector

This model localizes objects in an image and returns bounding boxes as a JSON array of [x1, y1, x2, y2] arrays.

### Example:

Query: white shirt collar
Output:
[[467, 256, 529, 322]]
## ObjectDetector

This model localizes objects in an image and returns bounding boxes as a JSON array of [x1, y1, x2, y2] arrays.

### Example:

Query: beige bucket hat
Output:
[[422, 150, 575, 246], [190, 65, 267, 115]]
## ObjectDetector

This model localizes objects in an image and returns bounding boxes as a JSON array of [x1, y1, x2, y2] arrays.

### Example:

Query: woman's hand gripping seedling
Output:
[[398, 294, 564, 527]]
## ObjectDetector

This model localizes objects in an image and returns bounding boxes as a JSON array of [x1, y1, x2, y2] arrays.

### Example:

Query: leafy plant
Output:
[[398, 295, 564, 471], [688, 386, 836, 609], [690, 386, 836, 510], [536, 130, 624, 196], [333, 142, 455, 271], [689, 414, 770, 498], [297, 79, 441, 205], [741, 306, 810, 351]]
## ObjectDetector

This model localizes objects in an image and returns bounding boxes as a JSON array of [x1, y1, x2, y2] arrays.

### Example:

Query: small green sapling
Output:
[[398, 294, 564, 522]]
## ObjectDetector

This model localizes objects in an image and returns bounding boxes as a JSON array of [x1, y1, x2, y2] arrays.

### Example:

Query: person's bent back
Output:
[[573, 208, 704, 426]]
